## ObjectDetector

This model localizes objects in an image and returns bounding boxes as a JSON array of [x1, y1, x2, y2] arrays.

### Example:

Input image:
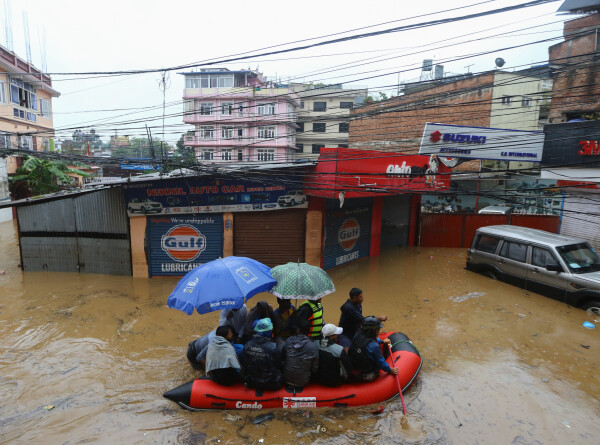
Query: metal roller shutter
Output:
[[234, 209, 306, 267], [560, 193, 600, 251], [323, 205, 372, 270], [148, 214, 224, 276]]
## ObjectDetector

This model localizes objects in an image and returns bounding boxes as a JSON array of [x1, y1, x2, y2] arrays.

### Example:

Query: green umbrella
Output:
[[270, 262, 336, 300]]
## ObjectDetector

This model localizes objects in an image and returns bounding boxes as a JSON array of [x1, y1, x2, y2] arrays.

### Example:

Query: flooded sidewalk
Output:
[[1, 220, 599, 444]]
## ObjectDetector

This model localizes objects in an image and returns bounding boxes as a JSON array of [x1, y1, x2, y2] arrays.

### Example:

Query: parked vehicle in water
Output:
[[466, 225, 600, 314]]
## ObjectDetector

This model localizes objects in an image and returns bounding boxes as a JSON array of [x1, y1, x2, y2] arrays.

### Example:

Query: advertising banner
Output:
[[419, 123, 544, 162], [323, 206, 372, 270], [123, 177, 307, 216], [306, 147, 450, 199], [542, 120, 600, 168], [147, 214, 224, 276]]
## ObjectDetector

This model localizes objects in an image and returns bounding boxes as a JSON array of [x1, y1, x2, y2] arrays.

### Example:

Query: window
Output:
[[10, 78, 37, 110], [185, 76, 200, 88], [338, 144, 348, 148], [499, 241, 527, 263], [312, 144, 324, 154], [237, 127, 243, 140], [0, 81, 5, 104], [300, 101, 304, 109], [184, 99, 195, 114], [200, 102, 213, 115], [19, 135, 33, 151], [0, 132, 11, 149], [313, 123, 326, 133], [531, 247, 560, 268], [339, 122, 349, 133], [257, 149, 275, 161], [38, 98, 51, 118], [257, 103, 276, 115], [501, 96, 512, 105], [221, 102, 233, 115], [340, 101, 353, 109], [221, 149, 233, 161], [238, 149, 243, 161], [221, 126, 234, 139], [296, 143, 304, 151], [522, 97, 531, 107], [297, 122, 304, 133], [314, 101, 326, 111], [201, 149, 215, 161], [217, 75, 234, 88], [236, 102, 245, 116], [200, 126, 215, 139], [257, 126, 275, 139], [475, 235, 500, 254]]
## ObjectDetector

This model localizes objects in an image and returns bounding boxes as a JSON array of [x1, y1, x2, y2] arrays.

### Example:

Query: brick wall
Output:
[[349, 73, 494, 153], [548, 14, 600, 122]]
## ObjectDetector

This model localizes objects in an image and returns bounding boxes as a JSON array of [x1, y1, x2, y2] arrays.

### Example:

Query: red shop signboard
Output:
[[305, 147, 451, 198]]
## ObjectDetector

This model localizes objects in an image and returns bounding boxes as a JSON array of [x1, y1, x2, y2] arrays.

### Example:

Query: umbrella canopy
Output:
[[167, 256, 276, 315], [270, 262, 336, 300]]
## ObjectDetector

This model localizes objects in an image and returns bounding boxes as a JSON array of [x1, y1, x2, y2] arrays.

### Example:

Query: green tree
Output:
[[172, 133, 197, 166], [10, 156, 90, 196]]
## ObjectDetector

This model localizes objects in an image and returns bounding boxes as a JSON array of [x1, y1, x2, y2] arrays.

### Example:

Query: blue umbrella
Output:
[[167, 256, 276, 315]]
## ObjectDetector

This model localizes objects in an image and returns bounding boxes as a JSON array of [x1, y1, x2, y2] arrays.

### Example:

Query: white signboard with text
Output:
[[419, 123, 544, 162]]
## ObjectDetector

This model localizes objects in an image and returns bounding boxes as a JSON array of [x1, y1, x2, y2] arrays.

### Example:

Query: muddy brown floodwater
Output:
[[1, 219, 600, 444]]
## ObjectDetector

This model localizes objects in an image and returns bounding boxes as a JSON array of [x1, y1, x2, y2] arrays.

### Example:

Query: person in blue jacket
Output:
[[347, 316, 398, 382]]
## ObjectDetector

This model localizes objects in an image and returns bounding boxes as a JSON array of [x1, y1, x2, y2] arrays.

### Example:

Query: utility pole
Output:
[[158, 70, 170, 173]]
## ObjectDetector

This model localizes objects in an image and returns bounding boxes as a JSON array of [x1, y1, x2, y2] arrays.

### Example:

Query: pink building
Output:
[[180, 69, 299, 163]]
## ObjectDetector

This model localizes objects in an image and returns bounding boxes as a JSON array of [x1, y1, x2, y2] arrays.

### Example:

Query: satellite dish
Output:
[[495, 58, 506, 68]]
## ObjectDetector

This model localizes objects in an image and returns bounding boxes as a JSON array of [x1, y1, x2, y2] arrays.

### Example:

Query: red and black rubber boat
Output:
[[164, 332, 422, 410]]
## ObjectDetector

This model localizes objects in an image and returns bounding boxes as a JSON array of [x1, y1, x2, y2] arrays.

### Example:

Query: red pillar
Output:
[[408, 194, 421, 246], [370, 197, 383, 257]]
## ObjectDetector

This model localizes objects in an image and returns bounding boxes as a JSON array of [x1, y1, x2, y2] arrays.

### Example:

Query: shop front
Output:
[[305, 147, 450, 269], [541, 121, 600, 250], [122, 175, 309, 277]]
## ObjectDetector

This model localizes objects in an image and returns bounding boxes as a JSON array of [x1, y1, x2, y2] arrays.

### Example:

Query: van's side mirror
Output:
[[546, 263, 563, 272]]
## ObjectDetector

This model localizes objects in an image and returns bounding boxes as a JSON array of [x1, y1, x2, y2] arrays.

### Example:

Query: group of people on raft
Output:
[[186, 288, 399, 390]]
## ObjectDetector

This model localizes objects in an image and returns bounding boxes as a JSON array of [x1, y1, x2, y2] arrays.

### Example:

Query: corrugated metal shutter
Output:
[[148, 214, 224, 276], [561, 193, 600, 251], [16, 188, 132, 275], [234, 209, 306, 267], [323, 205, 372, 270]]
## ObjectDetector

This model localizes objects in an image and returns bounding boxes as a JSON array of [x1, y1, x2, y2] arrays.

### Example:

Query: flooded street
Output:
[[1, 218, 599, 445]]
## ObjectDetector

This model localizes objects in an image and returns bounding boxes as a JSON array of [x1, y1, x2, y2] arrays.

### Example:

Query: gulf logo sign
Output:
[[161, 224, 207, 262], [338, 218, 360, 251]]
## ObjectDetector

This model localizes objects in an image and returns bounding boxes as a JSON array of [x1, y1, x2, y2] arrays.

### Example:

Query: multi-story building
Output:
[[289, 83, 367, 159], [180, 69, 299, 163], [0, 43, 60, 221]]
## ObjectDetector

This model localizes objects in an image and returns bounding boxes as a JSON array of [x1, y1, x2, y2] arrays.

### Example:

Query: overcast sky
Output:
[[6, 0, 568, 145]]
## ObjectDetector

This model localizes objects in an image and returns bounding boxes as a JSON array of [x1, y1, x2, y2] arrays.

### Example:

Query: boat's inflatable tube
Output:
[[164, 331, 421, 410]]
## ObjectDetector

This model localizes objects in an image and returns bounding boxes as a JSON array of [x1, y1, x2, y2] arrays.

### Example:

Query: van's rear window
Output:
[[475, 235, 500, 253]]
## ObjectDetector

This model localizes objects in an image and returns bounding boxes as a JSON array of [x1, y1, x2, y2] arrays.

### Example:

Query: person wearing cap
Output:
[[241, 301, 278, 343], [241, 317, 284, 391], [282, 318, 319, 388], [338, 288, 388, 348], [347, 316, 398, 382], [205, 326, 243, 386], [316, 324, 348, 387]]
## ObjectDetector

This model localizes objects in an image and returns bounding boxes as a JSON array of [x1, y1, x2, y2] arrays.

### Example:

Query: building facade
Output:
[[180, 69, 299, 163], [0, 43, 60, 221], [289, 83, 367, 159]]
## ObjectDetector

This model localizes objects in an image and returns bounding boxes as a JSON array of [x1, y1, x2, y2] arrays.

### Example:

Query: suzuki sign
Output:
[[419, 123, 544, 162]]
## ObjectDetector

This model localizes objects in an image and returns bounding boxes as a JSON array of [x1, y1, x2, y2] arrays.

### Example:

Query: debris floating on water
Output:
[[582, 321, 595, 329], [253, 413, 274, 424], [43, 405, 55, 410], [449, 292, 486, 303]]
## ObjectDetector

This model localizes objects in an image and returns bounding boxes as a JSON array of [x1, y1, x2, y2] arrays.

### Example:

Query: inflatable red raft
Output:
[[164, 332, 421, 411]]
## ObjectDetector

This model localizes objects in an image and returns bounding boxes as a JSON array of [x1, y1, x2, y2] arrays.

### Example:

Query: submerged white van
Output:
[[466, 225, 600, 313]]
